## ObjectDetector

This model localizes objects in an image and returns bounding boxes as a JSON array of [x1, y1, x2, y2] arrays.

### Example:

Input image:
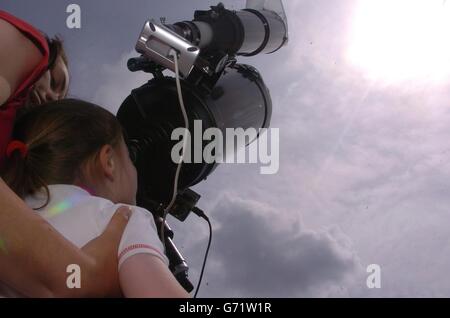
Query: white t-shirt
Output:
[[0, 184, 169, 297]]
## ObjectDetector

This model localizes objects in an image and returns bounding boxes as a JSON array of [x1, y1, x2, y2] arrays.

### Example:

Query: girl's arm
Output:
[[0, 19, 41, 106], [0, 178, 132, 297], [119, 254, 191, 298]]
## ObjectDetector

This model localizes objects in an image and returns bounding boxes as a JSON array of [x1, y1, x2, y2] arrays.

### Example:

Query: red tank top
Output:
[[0, 11, 49, 169]]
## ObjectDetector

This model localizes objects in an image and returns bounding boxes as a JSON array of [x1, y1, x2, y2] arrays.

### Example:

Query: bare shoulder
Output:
[[0, 19, 42, 106]]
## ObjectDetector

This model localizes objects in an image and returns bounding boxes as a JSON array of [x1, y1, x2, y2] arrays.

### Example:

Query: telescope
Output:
[[117, 0, 288, 294]]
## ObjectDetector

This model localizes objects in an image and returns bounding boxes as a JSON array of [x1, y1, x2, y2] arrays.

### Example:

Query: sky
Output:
[[4, 0, 450, 297]]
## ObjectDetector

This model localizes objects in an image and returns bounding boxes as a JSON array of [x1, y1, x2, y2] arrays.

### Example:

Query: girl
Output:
[[3, 99, 190, 298], [0, 10, 127, 297]]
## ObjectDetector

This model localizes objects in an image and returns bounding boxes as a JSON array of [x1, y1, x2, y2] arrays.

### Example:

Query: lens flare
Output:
[[46, 200, 73, 218], [43, 193, 86, 218], [0, 238, 8, 255]]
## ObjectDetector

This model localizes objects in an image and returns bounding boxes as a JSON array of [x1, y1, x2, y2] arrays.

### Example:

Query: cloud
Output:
[[186, 0, 450, 297], [91, 51, 151, 114], [179, 195, 362, 298]]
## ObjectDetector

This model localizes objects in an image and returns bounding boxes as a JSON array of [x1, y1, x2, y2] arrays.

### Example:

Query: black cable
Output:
[[192, 207, 212, 298]]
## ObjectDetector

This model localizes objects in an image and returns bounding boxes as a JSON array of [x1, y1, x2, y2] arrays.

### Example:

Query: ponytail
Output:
[[2, 99, 122, 207], [5, 145, 50, 208]]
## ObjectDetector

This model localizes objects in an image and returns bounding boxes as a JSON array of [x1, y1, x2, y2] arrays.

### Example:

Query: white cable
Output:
[[160, 49, 190, 252]]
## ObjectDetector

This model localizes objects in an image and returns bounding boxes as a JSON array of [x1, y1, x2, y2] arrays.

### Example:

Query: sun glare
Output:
[[347, 0, 450, 83]]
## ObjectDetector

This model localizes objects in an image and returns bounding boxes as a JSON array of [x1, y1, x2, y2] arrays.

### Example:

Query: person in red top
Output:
[[0, 11, 131, 297], [0, 10, 70, 167]]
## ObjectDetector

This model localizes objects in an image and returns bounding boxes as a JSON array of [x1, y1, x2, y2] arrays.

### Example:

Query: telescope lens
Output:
[[237, 9, 288, 56], [117, 64, 272, 205]]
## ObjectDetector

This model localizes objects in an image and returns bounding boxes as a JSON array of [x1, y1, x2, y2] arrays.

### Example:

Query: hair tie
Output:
[[6, 140, 28, 159]]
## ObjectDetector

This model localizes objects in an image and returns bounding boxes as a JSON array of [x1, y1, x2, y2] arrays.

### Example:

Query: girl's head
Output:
[[4, 99, 137, 206], [28, 36, 69, 105]]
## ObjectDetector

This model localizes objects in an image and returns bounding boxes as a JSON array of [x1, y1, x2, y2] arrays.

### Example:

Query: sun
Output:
[[347, 0, 450, 84]]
